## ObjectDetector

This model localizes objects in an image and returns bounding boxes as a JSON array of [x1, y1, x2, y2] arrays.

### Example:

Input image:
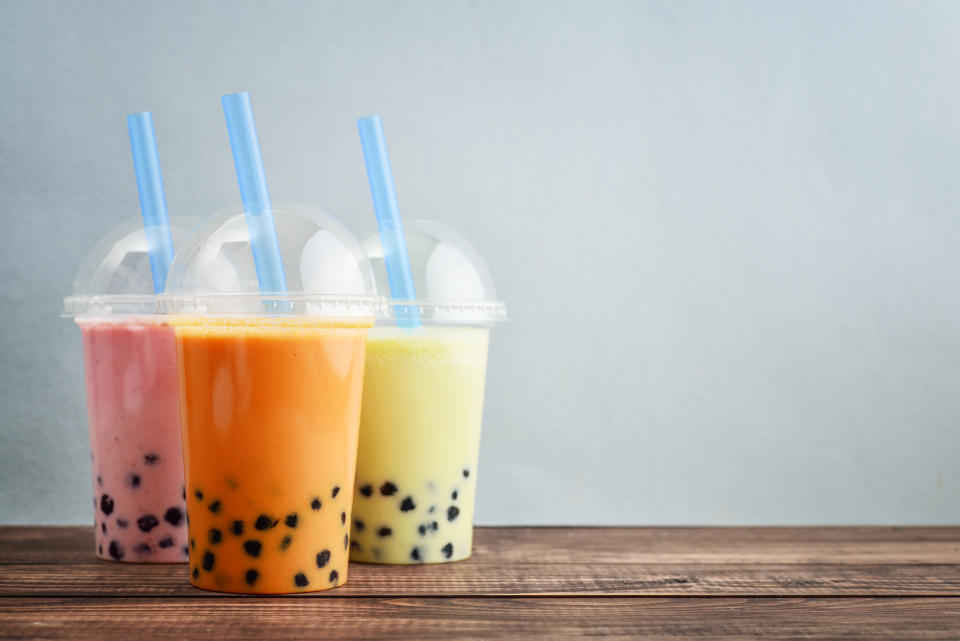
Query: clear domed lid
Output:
[[161, 203, 380, 319], [62, 216, 199, 317], [361, 219, 506, 325]]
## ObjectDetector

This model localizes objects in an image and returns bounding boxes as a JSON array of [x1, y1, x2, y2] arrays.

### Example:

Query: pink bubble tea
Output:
[[79, 317, 187, 563]]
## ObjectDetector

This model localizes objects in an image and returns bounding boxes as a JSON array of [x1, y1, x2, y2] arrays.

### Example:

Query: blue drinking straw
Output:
[[357, 115, 421, 328], [222, 92, 287, 294], [127, 112, 174, 293]]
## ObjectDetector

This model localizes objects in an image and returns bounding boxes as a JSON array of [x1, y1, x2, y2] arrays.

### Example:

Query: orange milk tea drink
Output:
[[349, 221, 506, 564], [64, 218, 197, 563], [163, 204, 380, 593]]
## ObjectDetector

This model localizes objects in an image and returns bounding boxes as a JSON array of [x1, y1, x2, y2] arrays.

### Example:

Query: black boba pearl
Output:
[[231, 520, 244, 536], [116, 519, 128, 529], [164, 507, 184, 527], [332, 486, 340, 498], [442, 542, 454, 559], [201, 551, 215, 571], [294, 573, 309, 587], [280, 535, 293, 550], [344, 533, 349, 550], [411, 548, 421, 562], [359, 485, 373, 497], [158, 537, 174, 548], [340, 511, 346, 525], [127, 473, 140, 489], [192, 567, 199, 580], [354, 520, 365, 532], [418, 524, 427, 536], [181, 486, 186, 500], [379, 482, 397, 496], [108, 540, 124, 560], [98, 544, 102, 555], [100, 494, 114, 516], [285, 513, 298, 528], [463, 469, 470, 478], [452, 490, 458, 500], [190, 538, 195, 550], [208, 529, 222, 545], [101, 522, 106, 534], [137, 514, 160, 532], [447, 506, 460, 522], [329, 570, 339, 583], [400, 497, 416, 512], [144, 453, 159, 465], [244, 540, 262, 558], [194, 490, 203, 500], [377, 527, 392, 537], [350, 540, 361, 551], [316, 549, 331, 568], [182, 546, 189, 556], [245, 569, 259, 585], [255, 515, 278, 530], [311, 498, 322, 511], [208, 500, 221, 514], [431, 521, 439, 531], [134, 543, 151, 555]]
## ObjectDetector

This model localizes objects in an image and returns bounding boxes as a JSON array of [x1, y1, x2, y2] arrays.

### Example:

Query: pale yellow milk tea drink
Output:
[[350, 221, 506, 564]]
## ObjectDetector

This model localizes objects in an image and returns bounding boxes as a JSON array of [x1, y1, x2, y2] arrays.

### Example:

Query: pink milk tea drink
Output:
[[64, 217, 196, 562]]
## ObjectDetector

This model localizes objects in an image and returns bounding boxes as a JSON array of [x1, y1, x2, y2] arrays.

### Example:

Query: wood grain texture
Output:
[[2, 597, 960, 640], [2, 526, 959, 639]]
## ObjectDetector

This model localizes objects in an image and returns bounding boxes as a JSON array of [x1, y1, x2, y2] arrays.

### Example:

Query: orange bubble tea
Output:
[[175, 317, 369, 593]]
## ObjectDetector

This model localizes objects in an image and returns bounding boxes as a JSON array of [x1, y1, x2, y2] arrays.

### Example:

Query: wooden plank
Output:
[[1, 597, 959, 640], [3, 526, 959, 566], [0, 561, 958, 597]]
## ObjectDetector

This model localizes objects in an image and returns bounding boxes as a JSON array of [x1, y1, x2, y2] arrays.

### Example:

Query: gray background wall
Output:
[[1, 0, 957, 525]]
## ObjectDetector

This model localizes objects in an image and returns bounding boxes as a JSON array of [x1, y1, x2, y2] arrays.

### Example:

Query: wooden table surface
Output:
[[1, 526, 958, 639]]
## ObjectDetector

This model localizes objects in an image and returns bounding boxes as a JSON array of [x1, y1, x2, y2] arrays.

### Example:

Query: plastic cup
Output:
[[63, 217, 198, 563], [349, 220, 506, 564], [162, 203, 380, 593]]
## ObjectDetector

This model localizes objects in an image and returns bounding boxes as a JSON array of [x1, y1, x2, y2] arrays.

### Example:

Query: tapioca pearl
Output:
[[285, 513, 298, 528], [431, 521, 439, 531], [294, 573, 309, 588], [329, 570, 339, 584], [332, 486, 340, 498], [255, 515, 278, 530], [410, 548, 422, 563], [451, 490, 458, 500], [137, 514, 160, 532], [350, 540, 362, 551], [447, 506, 460, 522], [134, 543, 152, 555], [181, 486, 186, 500], [245, 569, 259, 585], [340, 511, 346, 525], [359, 485, 373, 498], [144, 453, 159, 465], [441, 542, 454, 559], [116, 519, 128, 529], [100, 494, 114, 516], [377, 527, 392, 537], [158, 537, 174, 549], [316, 549, 331, 568], [208, 500, 222, 514], [231, 520, 244, 536], [194, 490, 204, 500], [418, 524, 427, 536], [101, 522, 106, 534], [164, 507, 184, 527], [208, 529, 223, 545], [354, 520, 365, 532], [108, 540, 124, 560], [280, 535, 292, 551], [400, 497, 416, 512], [201, 551, 215, 571], [243, 540, 262, 558], [380, 482, 397, 496], [344, 533, 349, 550], [182, 546, 189, 556], [192, 567, 199, 580], [127, 473, 141, 489], [462, 469, 470, 478], [190, 538, 195, 550]]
